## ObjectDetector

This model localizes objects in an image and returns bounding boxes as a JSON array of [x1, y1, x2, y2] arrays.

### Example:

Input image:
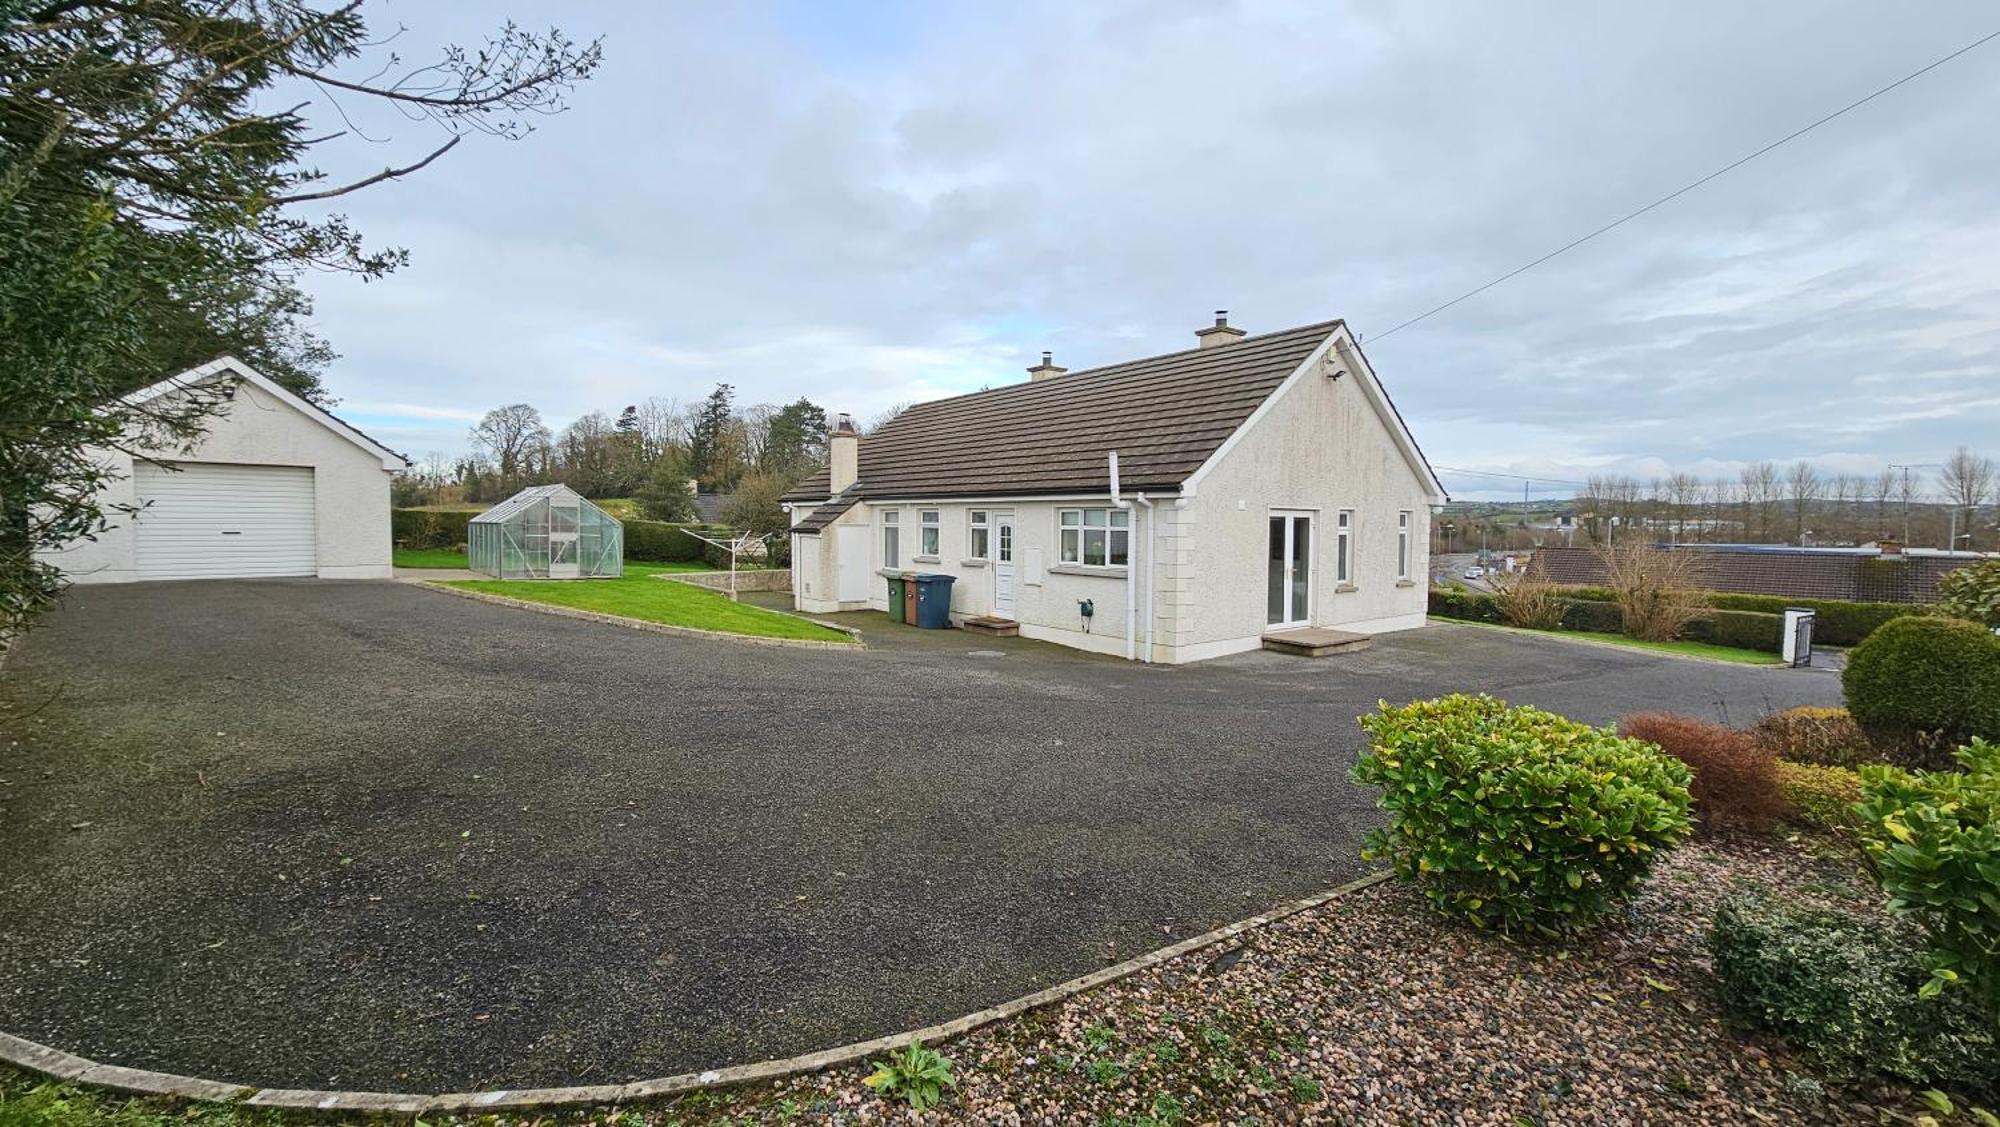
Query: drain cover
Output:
[[967, 649, 1007, 658]]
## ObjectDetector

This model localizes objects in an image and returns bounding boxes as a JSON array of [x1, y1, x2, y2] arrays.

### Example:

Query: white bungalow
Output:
[[783, 314, 1447, 663]]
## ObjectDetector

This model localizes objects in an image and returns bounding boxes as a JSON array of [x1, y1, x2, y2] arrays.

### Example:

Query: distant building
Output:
[[1534, 542, 1990, 603]]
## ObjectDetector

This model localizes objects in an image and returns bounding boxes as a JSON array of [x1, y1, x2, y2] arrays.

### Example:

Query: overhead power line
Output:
[[1433, 465, 1588, 487], [1364, 26, 2000, 344]]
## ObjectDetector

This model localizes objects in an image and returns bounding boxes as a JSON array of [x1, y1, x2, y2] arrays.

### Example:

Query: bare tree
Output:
[[1739, 462, 1780, 541], [1665, 472, 1699, 543], [1939, 446, 1996, 550], [1784, 461, 1824, 545], [470, 404, 551, 483]]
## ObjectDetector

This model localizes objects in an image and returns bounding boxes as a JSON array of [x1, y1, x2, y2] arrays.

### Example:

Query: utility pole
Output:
[[1888, 462, 1941, 546]]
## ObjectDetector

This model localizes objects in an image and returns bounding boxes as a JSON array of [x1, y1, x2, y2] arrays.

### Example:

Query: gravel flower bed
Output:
[[621, 836, 1920, 1126]]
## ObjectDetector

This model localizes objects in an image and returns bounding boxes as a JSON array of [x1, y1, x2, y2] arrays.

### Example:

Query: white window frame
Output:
[[968, 509, 990, 560], [1335, 508, 1354, 585], [919, 508, 941, 558], [1058, 507, 1130, 567], [1396, 510, 1412, 581], [882, 509, 900, 569]]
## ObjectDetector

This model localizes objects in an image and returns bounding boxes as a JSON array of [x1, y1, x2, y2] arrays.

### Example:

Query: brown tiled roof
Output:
[[791, 486, 860, 535], [782, 320, 1342, 504]]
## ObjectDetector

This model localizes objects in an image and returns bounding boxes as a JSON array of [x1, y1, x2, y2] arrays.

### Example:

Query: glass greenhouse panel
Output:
[[465, 484, 623, 579]]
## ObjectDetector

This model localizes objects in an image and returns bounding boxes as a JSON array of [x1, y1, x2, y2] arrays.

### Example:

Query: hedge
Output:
[[1704, 594, 1910, 647], [1431, 588, 1785, 653], [625, 519, 728, 563], [392, 508, 474, 548]]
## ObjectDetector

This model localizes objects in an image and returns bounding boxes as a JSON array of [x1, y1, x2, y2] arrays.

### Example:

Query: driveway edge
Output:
[[0, 870, 1391, 1115], [411, 581, 862, 649]]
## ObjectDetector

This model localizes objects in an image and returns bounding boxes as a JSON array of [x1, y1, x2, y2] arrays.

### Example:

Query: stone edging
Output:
[[0, 871, 1392, 1115], [412, 582, 862, 649]]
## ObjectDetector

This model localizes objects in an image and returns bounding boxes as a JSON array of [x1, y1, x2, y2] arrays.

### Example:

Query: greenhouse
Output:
[[467, 484, 623, 579]]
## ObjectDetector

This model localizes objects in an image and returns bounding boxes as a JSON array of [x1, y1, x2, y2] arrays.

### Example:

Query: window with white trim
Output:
[[1335, 509, 1354, 584], [1059, 508, 1130, 566], [968, 509, 990, 559], [919, 508, 940, 557], [882, 510, 900, 568], [1396, 510, 1412, 580]]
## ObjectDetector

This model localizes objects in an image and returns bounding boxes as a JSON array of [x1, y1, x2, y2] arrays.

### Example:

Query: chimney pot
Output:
[[1027, 351, 1068, 381], [1195, 309, 1247, 349]]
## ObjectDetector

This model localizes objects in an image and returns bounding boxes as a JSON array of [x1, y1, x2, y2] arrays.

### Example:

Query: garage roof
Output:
[[125, 356, 410, 471]]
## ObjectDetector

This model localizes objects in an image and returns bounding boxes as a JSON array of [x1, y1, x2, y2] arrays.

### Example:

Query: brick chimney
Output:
[[1026, 350, 1067, 381], [1877, 538, 1903, 557], [829, 412, 859, 493], [1195, 310, 1246, 349]]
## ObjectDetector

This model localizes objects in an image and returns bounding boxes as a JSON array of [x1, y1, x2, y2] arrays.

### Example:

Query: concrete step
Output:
[[1262, 628, 1371, 657], [962, 616, 1020, 637]]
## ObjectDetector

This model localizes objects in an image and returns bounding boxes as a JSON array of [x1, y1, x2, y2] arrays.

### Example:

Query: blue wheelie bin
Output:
[[913, 573, 956, 629]]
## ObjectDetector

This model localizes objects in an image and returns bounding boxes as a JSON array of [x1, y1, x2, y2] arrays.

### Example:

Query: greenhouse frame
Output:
[[467, 484, 623, 579]]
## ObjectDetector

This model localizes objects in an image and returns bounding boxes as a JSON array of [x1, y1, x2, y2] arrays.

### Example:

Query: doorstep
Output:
[[1261, 628, 1371, 658]]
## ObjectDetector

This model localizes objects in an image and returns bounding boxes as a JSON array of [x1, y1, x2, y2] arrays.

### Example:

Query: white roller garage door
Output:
[[134, 462, 317, 580]]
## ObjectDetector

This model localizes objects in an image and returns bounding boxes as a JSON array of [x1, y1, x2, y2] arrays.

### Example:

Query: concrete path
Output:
[[0, 580, 1841, 1091]]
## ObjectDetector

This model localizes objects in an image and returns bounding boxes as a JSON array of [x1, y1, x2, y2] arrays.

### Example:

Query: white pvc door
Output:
[[134, 462, 316, 580], [992, 512, 1017, 618], [1266, 510, 1313, 628], [835, 524, 871, 601]]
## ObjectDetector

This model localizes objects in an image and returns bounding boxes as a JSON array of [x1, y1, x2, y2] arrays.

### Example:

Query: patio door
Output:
[[1267, 511, 1313, 628], [549, 499, 581, 578], [992, 512, 1017, 619]]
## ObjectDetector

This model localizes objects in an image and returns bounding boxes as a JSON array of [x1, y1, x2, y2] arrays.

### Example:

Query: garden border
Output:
[[1428, 617, 1788, 667], [414, 581, 863, 649], [0, 871, 1391, 1115]]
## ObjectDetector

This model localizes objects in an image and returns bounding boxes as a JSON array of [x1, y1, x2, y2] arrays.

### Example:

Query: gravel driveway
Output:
[[0, 580, 1841, 1091]]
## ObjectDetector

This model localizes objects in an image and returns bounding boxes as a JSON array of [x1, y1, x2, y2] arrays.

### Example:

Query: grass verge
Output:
[[1438, 618, 1781, 665], [439, 572, 849, 644]]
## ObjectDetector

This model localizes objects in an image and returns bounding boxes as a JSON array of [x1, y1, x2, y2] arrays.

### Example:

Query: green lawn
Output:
[[1439, 618, 1781, 665], [440, 571, 850, 644], [392, 546, 469, 568]]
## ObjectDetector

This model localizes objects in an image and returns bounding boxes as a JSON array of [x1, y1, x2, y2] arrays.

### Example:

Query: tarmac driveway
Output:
[[0, 580, 1841, 1091]]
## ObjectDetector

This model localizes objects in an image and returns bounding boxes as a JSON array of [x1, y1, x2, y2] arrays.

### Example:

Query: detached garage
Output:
[[39, 357, 408, 585]]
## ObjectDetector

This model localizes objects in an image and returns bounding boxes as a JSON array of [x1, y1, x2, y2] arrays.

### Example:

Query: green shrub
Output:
[[1352, 694, 1694, 937], [1683, 608, 1784, 653], [1710, 891, 1999, 1092], [1550, 585, 1618, 602], [1857, 739, 2000, 1018], [1843, 616, 2000, 749], [1774, 761, 1863, 831], [1937, 558, 2000, 630], [392, 508, 473, 548], [1752, 707, 1875, 768], [1706, 593, 1914, 647]]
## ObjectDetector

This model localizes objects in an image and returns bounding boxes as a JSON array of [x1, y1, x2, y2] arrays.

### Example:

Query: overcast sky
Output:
[[297, 1, 2000, 501]]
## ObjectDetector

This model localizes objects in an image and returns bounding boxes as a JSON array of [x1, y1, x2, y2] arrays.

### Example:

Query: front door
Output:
[[992, 512, 1017, 619], [549, 500, 580, 578], [1267, 511, 1313, 628]]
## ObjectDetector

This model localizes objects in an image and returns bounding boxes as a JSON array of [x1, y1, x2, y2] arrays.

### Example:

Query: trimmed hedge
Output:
[[1843, 616, 2000, 747], [392, 508, 474, 548], [1705, 593, 1911, 647], [1774, 761, 1863, 831], [625, 520, 728, 563], [1430, 589, 1784, 653], [1556, 586, 1910, 646]]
